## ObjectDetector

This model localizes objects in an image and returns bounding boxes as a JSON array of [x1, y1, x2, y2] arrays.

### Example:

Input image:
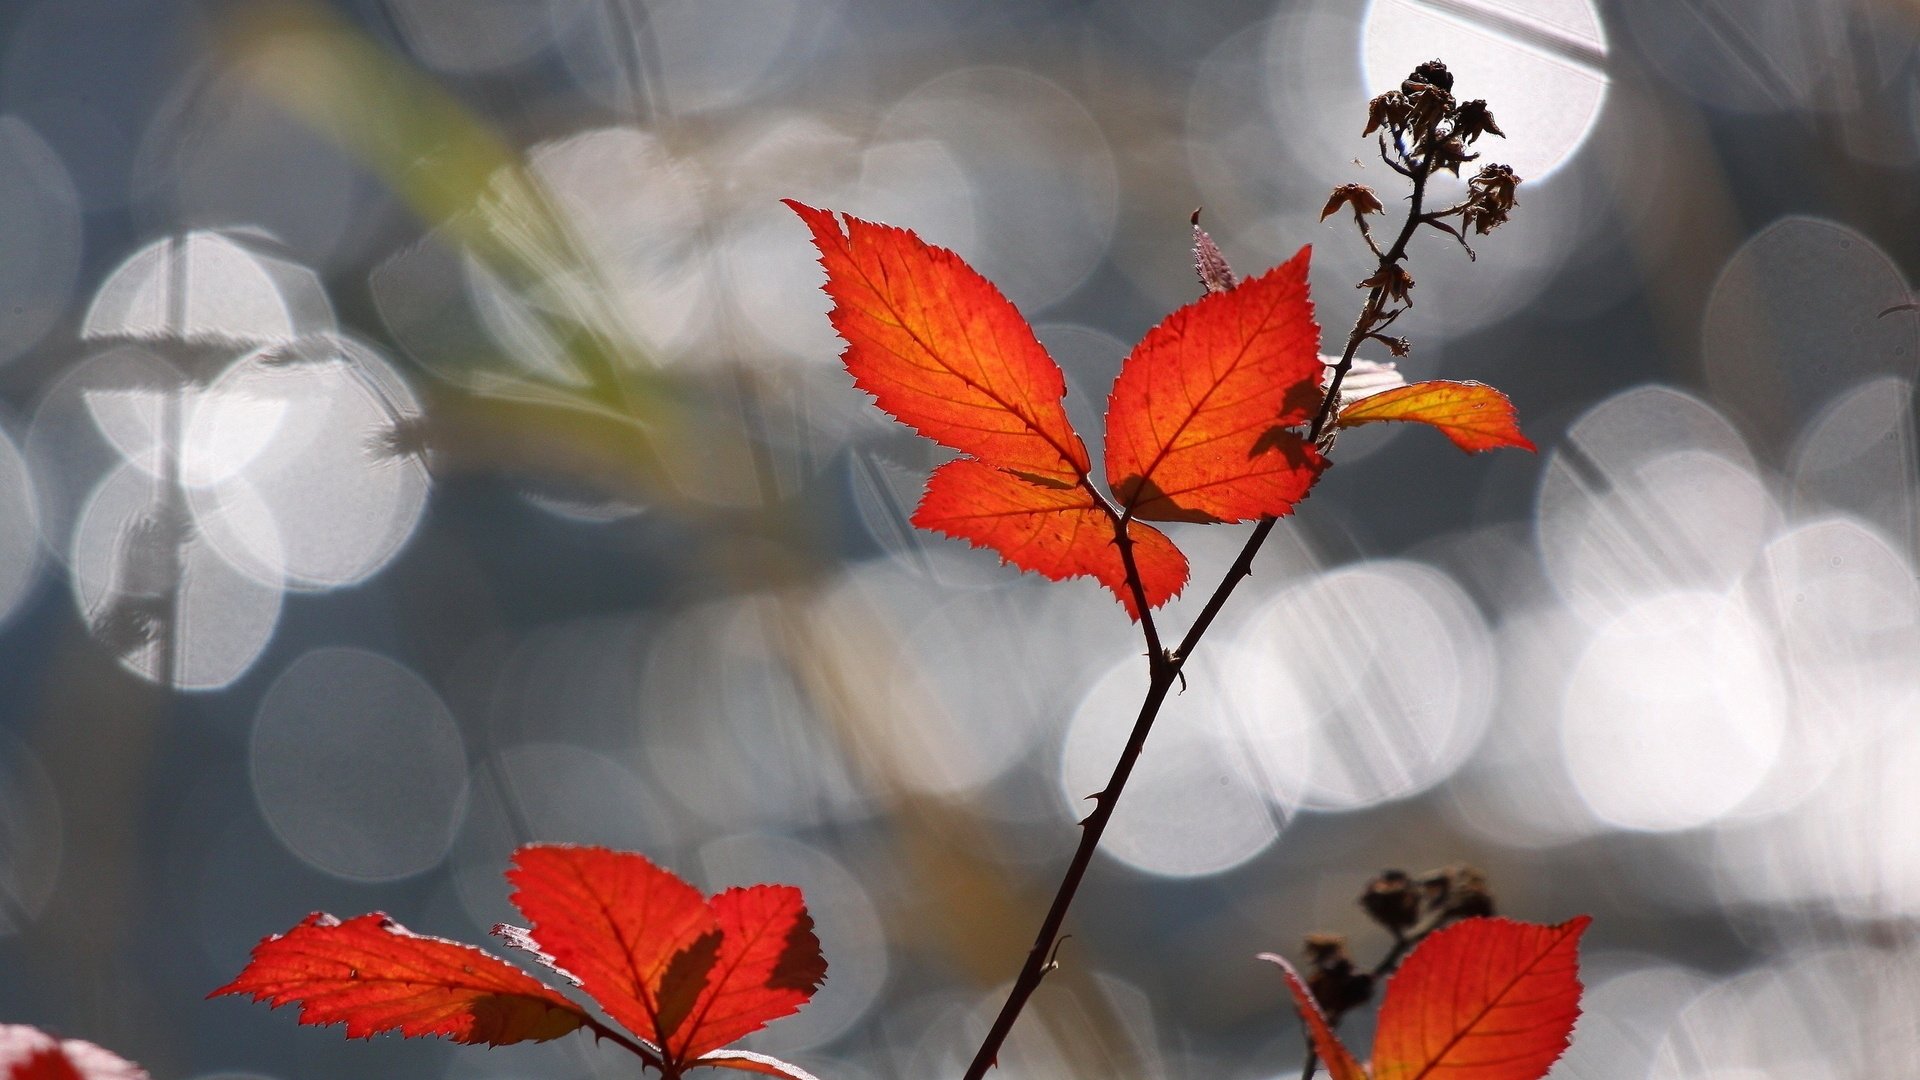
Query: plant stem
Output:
[[962, 151, 1438, 1080]]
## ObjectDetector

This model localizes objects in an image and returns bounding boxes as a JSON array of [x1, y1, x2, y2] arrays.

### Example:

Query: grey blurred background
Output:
[[0, 0, 1917, 1076]]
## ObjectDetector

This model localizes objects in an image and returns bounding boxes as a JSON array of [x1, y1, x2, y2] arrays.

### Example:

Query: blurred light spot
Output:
[[69, 461, 282, 690], [524, 126, 713, 364], [875, 67, 1116, 309], [0, 732, 61, 937], [1231, 560, 1494, 811], [0, 422, 39, 630], [1738, 519, 1920, 816], [451, 741, 683, 929], [83, 230, 333, 344], [1560, 591, 1785, 832], [1363, 0, 1609, 183], [1538, 385, 1773, 623], [554, 0, 838, 116], [1061, 653, 1280, 878], [1790, 375, 1916, 554], [698, 834, 886, 1051], [185, 339, 430, 591], [641, 597, 868, 830], [1649, 946, 1920, 1078], [389, 0, 562, 74], [1552, 959, 1714, 1079], [251, 647, 467, 881], [1442, 608, 1606, 849], [0, 116, 81, 366], [1618, 0, 1918, 117], [1704, 217, 1915, 427], [134, 64, 363, 262]]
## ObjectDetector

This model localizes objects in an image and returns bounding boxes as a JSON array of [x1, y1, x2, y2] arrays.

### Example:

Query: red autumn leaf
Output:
[[0, 1026, 148, 1080], [786, 199, 1091, 485], [912, 459, 1187, 618], [208, 912, 588, 1045], [1255, 954, 1367, 1080], [1372, 916, 1590, 1080], [507, 844, 826, 1065], [1335, 379, 1535, 453], [692, 1049, 824, 1078], [1105, 247, 1327, 523]]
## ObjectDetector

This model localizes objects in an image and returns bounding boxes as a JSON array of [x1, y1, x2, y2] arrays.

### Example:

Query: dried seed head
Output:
[[1320, 183, 1385, 222], [1360, 869, 1422, 933]]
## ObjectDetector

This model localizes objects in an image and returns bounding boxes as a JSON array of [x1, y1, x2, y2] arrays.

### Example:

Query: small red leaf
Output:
[[912, 458, 1188, 618], [1372, 916, 1590, 1080], [208, 912, 587, 1045], [507, 844, 720, 1047], [1105, 247, 1327, 523], [694, 1048, 825, 1079], [0, 1026, 148, 1080], [1256, 954, 1367, 1080], [1335, 379, 1535, 453], [509, 845, 826, 1068], [788, 200, 1091, 485]]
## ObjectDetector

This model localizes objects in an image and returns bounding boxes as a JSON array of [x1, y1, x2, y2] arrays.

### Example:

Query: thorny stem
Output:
[[581, 1015, 664, 1073], [962, 110, 1444, 1080]]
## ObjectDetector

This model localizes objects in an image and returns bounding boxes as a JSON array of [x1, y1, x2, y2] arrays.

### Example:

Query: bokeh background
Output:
[[0, 0, 1917, 1076]]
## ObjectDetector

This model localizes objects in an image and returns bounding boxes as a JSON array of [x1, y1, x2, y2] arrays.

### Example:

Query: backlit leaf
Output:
[[788, 200, 1091, 485], [669, 885, 827, 1059], [208, 912, 588, 1045], [1372, 916, 1590, 1080], [912, 458, 1187, 618], [506, 844, 720, 1046], [508, 845, 826, 1065], [1105, 248, 1327, 522], [1335, 379, 1535, 453], [1256, 953, 1367, 1080]]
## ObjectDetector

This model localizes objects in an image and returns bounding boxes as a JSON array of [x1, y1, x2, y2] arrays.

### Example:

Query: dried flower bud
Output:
[[1302, 933, 1374, 1016], [1190, 210, 1238, 294], [1404, 85, 1455, 143], [1469, 163, 1521, 211], [1360, 869, 1422, 933], [1453, 99, 1504, 143], [1420, 864, 1496, 922], [1404, 59, 1454, 93], [1320, 183, 1385, 222], [1427, 136, 1478, 176], [1363, 91, 1411, 137], [1360, 262, 1414, 305]]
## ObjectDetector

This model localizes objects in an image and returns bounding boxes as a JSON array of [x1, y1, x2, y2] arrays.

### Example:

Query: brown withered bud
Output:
[[1462, 163, 1521, 234], [1360, 262, 1414, 305], [1453, 99, 1504, 143], [1359, 869, 1422, 934], [1403, 58, 1454, 94], [1302, 934, 1374, 1017], [1420, 864, 1496, 922], [1320, 183, 1384, 222], [1427, 136, 1478, 176], [1363, 91, 1411, 137], [1404, 85, 1455, 143]]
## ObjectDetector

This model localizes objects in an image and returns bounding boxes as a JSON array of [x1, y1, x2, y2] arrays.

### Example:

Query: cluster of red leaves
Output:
[[212, 844, 827, 1080], [1265, 916, 1590, 1080], [789, 202, 1531, 618], [0, 1026, 147, 1080]]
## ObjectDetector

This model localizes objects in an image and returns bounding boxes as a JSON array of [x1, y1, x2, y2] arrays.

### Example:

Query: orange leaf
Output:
[[912, 458, 1187, 618], [0, 1026, 148, 1080], [508, 845, 825, 1068], [1372, 916, 1590, 1080], [1255, 954, 1367, 1080], [1335, 379, 1536, 453], [1105, 247, 1327, 522], [787, 200, 1091, 485], [208, 912, 588, 1045]]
